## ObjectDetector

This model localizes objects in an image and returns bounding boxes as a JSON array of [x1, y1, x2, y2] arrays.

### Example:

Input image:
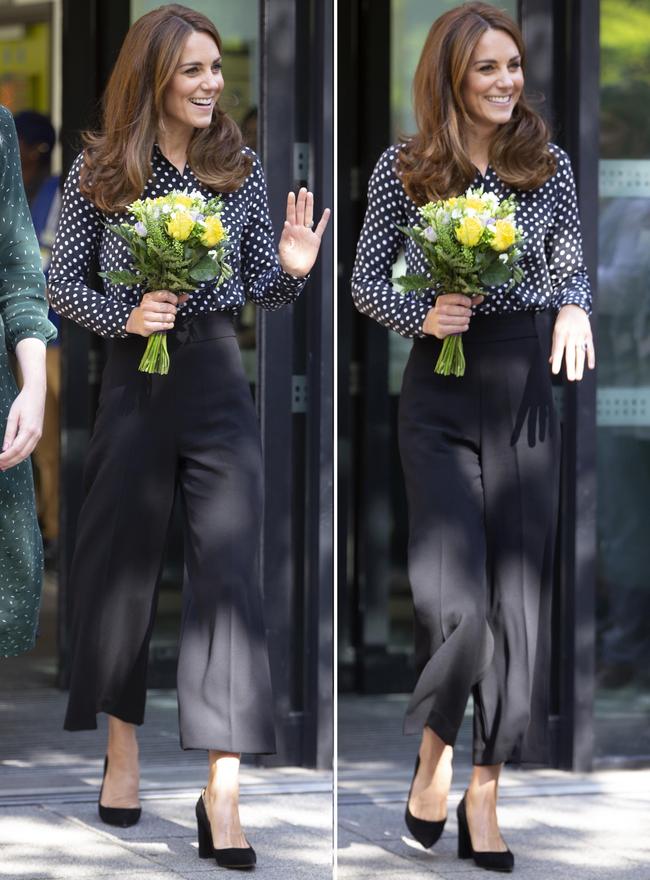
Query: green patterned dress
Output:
[[0, 105, 57, 658]]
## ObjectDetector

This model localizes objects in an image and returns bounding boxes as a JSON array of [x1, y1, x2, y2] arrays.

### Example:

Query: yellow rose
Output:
[[201, 215, 226, 247], [167, 210, 195, 241], [490, 219, 517, 252], [465, 196, 486, 211], [455, 215, 484, 247], [174, 194, 194, 208]]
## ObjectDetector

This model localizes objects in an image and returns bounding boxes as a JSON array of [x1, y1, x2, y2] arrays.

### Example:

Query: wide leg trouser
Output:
[[63, 314, 276, 753], [398, 312, 560, 766]]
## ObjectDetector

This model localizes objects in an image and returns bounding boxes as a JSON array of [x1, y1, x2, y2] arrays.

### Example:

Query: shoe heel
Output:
[[197, 821, 213, 858], [457, 798, 472, 860], [195, 794, 214, 859]]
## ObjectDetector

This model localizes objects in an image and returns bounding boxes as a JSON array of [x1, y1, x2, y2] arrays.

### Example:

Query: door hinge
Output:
[[292, 374, 308, 413], [294, 142, 309, 183]]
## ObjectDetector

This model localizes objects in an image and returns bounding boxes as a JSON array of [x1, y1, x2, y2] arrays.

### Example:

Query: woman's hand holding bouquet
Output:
[[397, 187, 525, 377], [102, 189, 232, 375], [422, 293, 484, 338]]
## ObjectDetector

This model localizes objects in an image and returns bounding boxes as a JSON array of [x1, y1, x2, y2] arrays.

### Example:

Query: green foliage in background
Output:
[[601, 0, 650, 158], [601, 0, 650, 86]]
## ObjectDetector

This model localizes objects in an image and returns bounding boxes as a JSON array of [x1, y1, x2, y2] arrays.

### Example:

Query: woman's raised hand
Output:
[[422, 293, 484, 339], [126, 290, 189, 337], [550, 304, 596, 381], [278, 188, 331, 278]]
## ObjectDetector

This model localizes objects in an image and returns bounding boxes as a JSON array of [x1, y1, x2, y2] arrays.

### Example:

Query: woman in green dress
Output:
[[0, 104, 57, 658]]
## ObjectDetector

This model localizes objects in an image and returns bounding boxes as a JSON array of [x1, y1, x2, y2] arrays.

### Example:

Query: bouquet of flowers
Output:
[[101, 190, 232, 375], [396, 187, 525, 377]]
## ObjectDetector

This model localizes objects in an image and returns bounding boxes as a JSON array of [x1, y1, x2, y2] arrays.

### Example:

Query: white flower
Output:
[[134, 221, 147, 237], [423, 226, 437, 242], [499, 253, 509, 263], [162, 204, 172, 214]]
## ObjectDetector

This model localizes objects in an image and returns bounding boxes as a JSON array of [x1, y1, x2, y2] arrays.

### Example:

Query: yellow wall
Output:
[[0, 22, 50, 113]]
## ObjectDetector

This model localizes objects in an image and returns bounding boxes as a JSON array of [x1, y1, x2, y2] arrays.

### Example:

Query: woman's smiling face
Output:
[[162, 30, 224, 134], [461, 27, 524, 133]]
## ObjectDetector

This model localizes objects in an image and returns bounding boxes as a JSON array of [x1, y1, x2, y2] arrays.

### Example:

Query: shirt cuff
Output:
[[11, 330, 51, 349], [279, 269, 309, 291], [555, 289, 592, 317], [403, 293, 435, 338]]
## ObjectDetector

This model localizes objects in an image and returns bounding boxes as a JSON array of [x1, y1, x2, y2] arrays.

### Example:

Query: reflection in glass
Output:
[[596, 0, 650, 759]]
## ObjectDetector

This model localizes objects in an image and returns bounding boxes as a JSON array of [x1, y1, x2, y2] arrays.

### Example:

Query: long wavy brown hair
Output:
[[79, 4, 251, 213], [398, 2, 556, 204]]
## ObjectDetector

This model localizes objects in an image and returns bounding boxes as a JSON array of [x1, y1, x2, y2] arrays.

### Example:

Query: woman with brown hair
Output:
[[352, 3, 593, 872], [49, 4, 328, 870]]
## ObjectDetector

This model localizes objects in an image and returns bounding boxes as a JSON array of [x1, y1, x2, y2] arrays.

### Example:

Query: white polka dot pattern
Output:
[[352, 143, 592, 338], [0, 104, 54, 659], [48, 145, 307, 338], [0, 106, 56, 350]]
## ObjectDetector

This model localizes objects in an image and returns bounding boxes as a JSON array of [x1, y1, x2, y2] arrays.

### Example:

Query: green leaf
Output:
[[186, 242, 209, 261], [188, 255, 219, 283], [393, 273, 433, 293], [479, 261, 511, 287], [99, 269, 142, 286]]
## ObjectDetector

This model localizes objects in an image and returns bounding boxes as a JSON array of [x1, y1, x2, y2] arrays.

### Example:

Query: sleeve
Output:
[[0, 106, 57, 350], [47, 153, 134, 338], [351, 147, 434, 338], [546, 148, 593, 314], [240, 154, 308, 310]]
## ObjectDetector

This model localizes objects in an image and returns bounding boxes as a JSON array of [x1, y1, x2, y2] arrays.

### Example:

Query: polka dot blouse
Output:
[[48, 145, 307, 337], [352, 143, 592, 338]]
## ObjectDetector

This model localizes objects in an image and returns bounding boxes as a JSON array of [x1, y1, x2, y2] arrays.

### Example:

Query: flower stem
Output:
[[138, 332, 170, 375], [434, 335, 466, 377]]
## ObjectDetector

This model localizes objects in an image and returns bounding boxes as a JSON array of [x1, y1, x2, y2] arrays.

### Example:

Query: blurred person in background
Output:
[[14, 110, 61, 571], [0, 105, 57, 659]]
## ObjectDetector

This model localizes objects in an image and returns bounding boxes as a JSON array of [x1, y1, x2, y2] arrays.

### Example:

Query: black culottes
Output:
[[398, 311, 560, 766], [64, 313, 276, 754]]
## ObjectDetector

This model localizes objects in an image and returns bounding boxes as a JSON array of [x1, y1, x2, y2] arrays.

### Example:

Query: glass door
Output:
[[595, 0, 650, 760]]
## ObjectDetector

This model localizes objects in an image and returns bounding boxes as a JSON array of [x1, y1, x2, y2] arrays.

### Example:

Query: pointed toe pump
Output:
[[196, 791, 256, 870], [457, 792, 514, 873], [404, 756, 447, 849], [98, 756, 141, 828]]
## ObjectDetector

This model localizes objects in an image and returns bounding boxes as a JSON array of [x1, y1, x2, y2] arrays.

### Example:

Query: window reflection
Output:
[[596, 0, 650, 757]]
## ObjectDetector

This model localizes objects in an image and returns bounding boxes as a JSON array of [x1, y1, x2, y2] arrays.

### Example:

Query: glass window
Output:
[[596, 0, 650, 760]]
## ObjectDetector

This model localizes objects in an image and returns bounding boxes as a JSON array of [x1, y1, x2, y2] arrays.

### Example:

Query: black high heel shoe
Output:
[[98, 756, 141, 827], [404, 755, 447, 848], [196, 790, 256, 870], [457, 792, 514, 873]]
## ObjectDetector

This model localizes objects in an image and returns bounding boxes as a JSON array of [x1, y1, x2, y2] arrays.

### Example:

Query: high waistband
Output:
[[415, 310, 549, 347], [170, 310, 236, 346]]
